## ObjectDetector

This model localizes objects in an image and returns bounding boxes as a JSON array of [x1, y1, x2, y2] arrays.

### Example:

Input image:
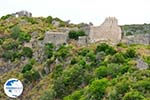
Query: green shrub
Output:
[[63, 90, 83, 100], [46, 16, 53, 24], [2, 40, 19, 50], [25, 17, 38, 24], [123, 91, 145, 100], [11, 26, 21, 39], [2, 50, 19, 61], [18, 32, 31, 42], [88, 78, 109, 99], [23, 70, 40, 82], [11, 25, 31, 42], [44, 43, 54, 58], [69, 30, 85, 40], [21, 64, 32, 73], [95, 66, 108, 79], [96, 43, 116, 55], [111, 53, 126, 63], [40, 89, 56, 100], [124, 48, 136, 58], [21, 47, 33, 58], [1, 14, 12, 20]]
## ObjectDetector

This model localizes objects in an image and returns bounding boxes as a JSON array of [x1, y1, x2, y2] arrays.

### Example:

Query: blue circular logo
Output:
[[4, 78, 23, 98]]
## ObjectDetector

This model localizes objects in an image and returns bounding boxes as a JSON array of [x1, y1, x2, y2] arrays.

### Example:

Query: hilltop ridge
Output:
[[0, 11, 150, 100]]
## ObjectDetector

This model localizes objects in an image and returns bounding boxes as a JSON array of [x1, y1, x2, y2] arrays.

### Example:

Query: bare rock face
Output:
[[136, 58, 148, 70], [88, 17, 122, 44]]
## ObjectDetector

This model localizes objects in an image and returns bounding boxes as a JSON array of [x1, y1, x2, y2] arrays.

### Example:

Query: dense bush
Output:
[[124, 48, 137, 58], [123, 91, 145, 100], [88, 78, 109, 99], [11, 26, 31, 42], [69, 30, 86, 40], [11, 26, 22, 39], [63, 90, 83, 100], [21, 63, 32, 73], [44, 43, 54, 58], [1, 14, 12, 20], [21, 47, 33, 58], [23, 70, 40, 82], [111, 53, 126, 63], [2, 50, 20, 61], [25, 17, 38, 24], [2, 40, 19, 50], [96, 43, 116, 55], [46, 16, 53, 24]]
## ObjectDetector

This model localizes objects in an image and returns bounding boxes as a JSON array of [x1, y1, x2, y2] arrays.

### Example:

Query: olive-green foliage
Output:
[[123, 91, 145, 100], [2, 50, 20, 61], [21, 47, 33, 58], [11, 25, 22, 39], [57, 45, 70, 58], [24, 17, 38, 24], [1, 14, 12, 20], [63, 90, 83, 100], [124, 48, 137, 58], [96, 43, 116, 55], [0, 39, 3, 45], [87, 78, 109, 99], [144, 56, 150, 67], [23, 70, 40, 82], [95, 64, 130, 79], [110, 53, 126, 63], [44, 43, 54, 58], [40, 89, 56, 100], [21, 63, 32, 73], [46, 16, 53, 24], [11, 25, 31, 42], [69, 30, 86, 40], [52, 64, 63, 78], [18, 32, 31, 42], [2, 40, 19, 50]]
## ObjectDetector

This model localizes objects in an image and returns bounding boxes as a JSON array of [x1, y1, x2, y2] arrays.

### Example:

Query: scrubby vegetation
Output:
[[0, 14, 150, 100]]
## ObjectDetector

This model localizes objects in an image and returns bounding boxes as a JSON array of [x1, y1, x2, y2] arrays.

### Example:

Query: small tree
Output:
[[21, 63, 32, 73], [21, 47, 33, 58], [46, 16, 53, 24]]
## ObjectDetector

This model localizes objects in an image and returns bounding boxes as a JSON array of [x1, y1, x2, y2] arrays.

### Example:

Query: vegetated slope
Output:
[[0, 14, 150, 100], [121, 24, 150, 36]]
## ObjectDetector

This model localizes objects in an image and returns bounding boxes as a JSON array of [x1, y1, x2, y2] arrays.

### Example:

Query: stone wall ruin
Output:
[[43, 31, 68, 46], [88, 17, 122, 44]]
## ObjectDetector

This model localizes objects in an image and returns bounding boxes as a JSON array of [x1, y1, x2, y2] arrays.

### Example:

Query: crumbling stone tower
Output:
[[88, 17, 122, 44]]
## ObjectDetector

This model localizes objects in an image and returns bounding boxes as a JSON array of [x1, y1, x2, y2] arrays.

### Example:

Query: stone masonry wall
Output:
[[43, 31, 68, 46], [88, 17, 122, 44]]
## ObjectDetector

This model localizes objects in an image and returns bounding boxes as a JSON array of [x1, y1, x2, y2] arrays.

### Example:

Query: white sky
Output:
[[0, 0, 150, 25]]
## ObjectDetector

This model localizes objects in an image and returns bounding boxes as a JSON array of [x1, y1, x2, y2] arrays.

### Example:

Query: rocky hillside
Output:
[[0, 14, 150, 100]]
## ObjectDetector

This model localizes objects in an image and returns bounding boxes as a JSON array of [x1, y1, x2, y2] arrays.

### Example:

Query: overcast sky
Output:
[[0, 0, 150, 25]]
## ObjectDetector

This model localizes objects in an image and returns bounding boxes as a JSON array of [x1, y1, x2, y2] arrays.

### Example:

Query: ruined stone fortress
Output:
[[43, 17, 150, 46], [12, 11, 150, 46]]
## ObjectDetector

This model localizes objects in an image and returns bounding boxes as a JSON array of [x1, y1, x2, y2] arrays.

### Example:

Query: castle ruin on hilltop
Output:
[[12, 10, 148, 46], [83, 17, 122, 44], [12, 10, 32, 17]]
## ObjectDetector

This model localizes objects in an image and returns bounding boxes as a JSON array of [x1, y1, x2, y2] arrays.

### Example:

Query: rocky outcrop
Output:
[[136, 58, 148, 70]]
